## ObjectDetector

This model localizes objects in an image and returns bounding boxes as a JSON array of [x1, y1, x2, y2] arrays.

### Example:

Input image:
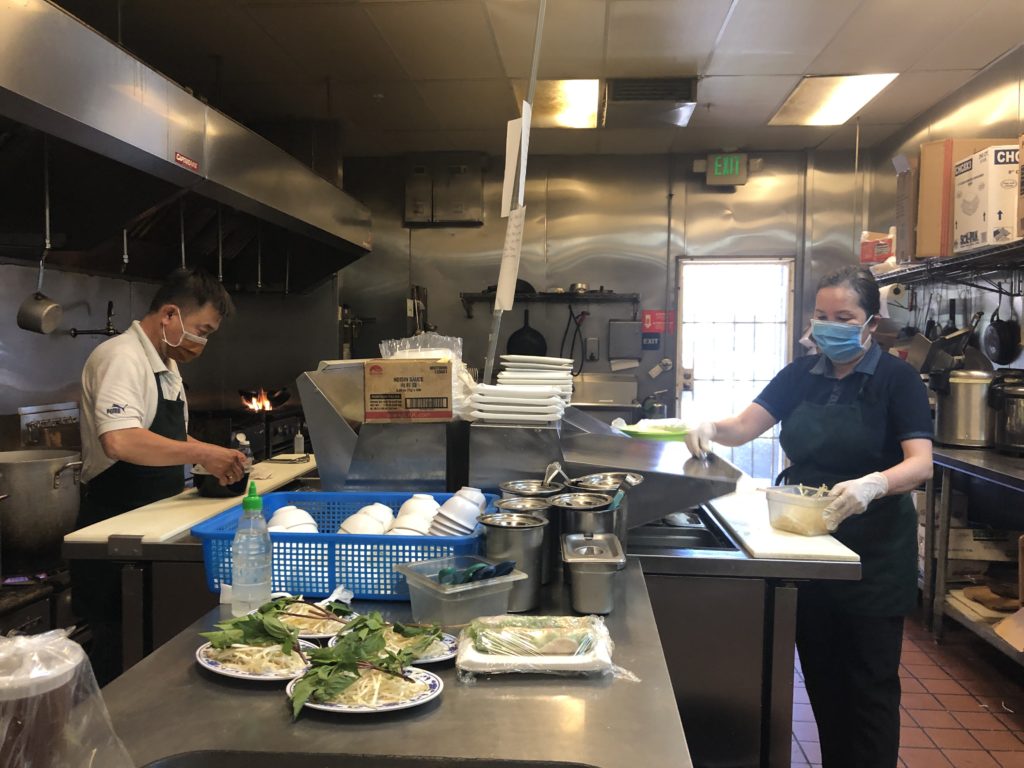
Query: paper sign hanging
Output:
[[494, 206, 527, 311], [500, 117, 523, 218], [518, 101, 532, 207]]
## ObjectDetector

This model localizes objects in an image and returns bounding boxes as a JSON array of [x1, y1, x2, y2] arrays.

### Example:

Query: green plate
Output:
[[617, 425, 689, 442]]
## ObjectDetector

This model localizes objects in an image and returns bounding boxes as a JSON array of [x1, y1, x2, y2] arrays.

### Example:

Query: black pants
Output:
[[796, 589, 904, 768]]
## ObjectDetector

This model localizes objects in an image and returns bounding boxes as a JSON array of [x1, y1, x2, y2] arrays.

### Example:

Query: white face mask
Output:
[[161, 307, 207, 357]]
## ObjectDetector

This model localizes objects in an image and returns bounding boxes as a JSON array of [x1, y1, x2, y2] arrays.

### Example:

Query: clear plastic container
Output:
[[764, 485, 832, 536], [394, 555, 527, 627]]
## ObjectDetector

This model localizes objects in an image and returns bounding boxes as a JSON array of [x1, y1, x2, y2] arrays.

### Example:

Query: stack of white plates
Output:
[[497, 355, 573, 401], [470, 383, 567, 424]]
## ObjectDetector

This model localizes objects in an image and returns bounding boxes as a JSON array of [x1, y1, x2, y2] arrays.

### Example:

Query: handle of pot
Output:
[[53, 460, 83, 489], [929, 369, 950, 395], [0, 494, 8, 502], [989, 383, 1005, 411]]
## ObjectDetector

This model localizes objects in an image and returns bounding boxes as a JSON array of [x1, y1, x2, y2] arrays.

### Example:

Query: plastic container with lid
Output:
[[394, 555, 527, 627], [764, 485, 832, 536], [0, 630, 133, 768]]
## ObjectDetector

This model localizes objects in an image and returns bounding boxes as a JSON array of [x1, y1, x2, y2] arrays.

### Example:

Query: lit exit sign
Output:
[[706, 153, 748, 186]]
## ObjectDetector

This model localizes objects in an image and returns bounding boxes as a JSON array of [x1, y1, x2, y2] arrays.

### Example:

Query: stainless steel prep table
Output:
[[922, 446, 1024, 656], [102, 560, 692, 768]]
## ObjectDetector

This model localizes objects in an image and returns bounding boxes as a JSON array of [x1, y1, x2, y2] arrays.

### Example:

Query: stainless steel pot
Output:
[[0, 450, 82, 573], [567, 471, 643, 546], [929, 370, 995, 447], [988, 370, 1024, 454], [494, 496, 556, 584], [548, 492, 615, 536]]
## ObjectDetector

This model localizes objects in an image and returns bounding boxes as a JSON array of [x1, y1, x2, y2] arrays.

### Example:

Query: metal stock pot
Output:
[[0, 450, 82, 572]]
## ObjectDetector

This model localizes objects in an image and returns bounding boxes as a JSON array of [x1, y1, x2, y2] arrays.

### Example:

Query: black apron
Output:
[[778, 372, 918, 617], [71, 373, 187, 620]]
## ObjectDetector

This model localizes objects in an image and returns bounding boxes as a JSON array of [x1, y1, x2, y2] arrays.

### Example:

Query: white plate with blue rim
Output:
[[286, 667, 443, 714], [195, 639, 318, 681]]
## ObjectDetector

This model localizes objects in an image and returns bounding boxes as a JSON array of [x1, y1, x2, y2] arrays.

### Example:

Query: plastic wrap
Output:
[[379, 332, 475, 420], [456, 615, 626, 679], [0, 630, 135, 768]]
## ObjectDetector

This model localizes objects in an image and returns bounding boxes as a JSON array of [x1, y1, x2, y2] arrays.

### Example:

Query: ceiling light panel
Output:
[[769, 74, 898, 126], [513, 80, 600, 129]]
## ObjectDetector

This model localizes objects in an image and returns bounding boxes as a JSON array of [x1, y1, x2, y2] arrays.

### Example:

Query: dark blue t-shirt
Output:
[[754, 344, 933, 469]]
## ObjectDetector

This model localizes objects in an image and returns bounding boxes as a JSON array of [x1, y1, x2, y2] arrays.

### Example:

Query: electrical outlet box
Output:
[[585, 337, 599, 362]]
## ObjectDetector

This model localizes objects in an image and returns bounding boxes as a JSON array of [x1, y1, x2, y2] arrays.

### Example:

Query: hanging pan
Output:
[[506, 309, 547, 356], [17, 139, 62, 334], [983, 282, 1020, 365]]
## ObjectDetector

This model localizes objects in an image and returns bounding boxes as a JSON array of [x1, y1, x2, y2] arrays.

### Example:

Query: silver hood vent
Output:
[[0, 1, 371, 255]]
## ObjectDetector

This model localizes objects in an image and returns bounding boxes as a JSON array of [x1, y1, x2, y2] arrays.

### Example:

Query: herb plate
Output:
[[328, 631, 458, 664], [195, 639, 317, 681], [286, 667, 443, 714]]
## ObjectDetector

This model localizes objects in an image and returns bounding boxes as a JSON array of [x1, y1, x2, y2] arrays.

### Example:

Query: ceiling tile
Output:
[[485, 0, 607, 79], [912, 0, 1024, 71], [343, 130, 457, 156], [606, 0, 734, 77], [364, 1, 506, 80], [598, 127, 676, 153], [688, 76, 801, 126], [814, 123, 903, 151], [529, 128, 601, 154], [706, 0, 861, 75], [415, 80, 519, 130], [218, 80, 328, 120], [670, 125, 832, 153], [853, 70, 977, 124], [243, 4, 409, 82], [441, 130, 509, 153], [807, 0, 980, 74], [332, 81, 442, 130]]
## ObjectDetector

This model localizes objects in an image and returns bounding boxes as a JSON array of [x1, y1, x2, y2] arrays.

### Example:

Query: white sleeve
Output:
[[85, 346, 150, 435]]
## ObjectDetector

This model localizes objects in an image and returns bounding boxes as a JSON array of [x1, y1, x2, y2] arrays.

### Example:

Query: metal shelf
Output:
[[876, 240, 1024, 289], [942, 599, 1024, 666], [459, 291, 641, 319]]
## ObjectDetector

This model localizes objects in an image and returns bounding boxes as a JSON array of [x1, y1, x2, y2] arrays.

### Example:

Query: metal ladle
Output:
[[16, 137, 63, 334]]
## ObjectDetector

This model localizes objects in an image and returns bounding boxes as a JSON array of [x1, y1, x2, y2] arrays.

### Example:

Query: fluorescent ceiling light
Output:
[[769, 74, 898, 126], [513, 79, 600, 129]]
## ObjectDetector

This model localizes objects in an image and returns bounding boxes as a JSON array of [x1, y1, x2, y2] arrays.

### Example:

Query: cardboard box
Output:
[[363, 358, 453, 423], [911, 489, 968, 525], [946, 527, 1024, 562], [915, 138, 1015, 258], [953, 145, 1021, 253], [860, 230, 895, 264], [893, 155, 918, 263], [1018, 134, 1024, 239]]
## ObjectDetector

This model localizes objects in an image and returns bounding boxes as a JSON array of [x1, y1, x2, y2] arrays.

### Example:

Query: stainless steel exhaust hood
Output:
[[0, 0, 371, 255]]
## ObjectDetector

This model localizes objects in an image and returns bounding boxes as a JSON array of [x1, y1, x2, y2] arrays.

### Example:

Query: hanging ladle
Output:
[[16, 137, 63, 334]]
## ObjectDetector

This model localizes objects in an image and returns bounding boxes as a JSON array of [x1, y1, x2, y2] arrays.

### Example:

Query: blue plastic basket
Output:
[[191, 491, 493, 600]]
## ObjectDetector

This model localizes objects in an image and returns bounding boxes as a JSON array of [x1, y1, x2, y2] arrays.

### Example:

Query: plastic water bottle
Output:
[[231, 482, 272, 616], [235, 432, 254, 471]]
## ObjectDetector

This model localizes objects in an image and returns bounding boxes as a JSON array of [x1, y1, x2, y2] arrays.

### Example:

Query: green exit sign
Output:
[[706, 153, 748, 186]]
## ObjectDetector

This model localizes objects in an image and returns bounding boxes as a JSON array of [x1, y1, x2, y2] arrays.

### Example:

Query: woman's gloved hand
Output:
[[684, 422, 717, 459], [821, 472, 889, 532]]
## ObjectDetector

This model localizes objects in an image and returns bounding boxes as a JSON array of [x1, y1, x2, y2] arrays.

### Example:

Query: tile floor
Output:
[[791, 614, 1024, 768]]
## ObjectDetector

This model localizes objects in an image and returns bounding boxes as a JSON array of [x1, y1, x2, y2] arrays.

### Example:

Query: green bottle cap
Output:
[[242, 481, 262, 512]]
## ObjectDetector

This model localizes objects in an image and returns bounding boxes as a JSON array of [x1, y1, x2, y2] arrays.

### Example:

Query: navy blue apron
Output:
[[778, 372, 917, 616], [71, 373, 187, 621]]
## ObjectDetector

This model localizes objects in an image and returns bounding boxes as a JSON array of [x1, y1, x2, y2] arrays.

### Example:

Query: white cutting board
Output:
[[710, 485, 860, 562], [64, 455, 317, 545]]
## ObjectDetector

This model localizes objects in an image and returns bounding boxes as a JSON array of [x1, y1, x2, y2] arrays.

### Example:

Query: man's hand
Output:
[[199, 445, 248, 486]]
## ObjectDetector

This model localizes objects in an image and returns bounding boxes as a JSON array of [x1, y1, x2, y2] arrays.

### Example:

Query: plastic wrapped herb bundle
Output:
[[455, 615, 621, 678], [0, 630, 135, 768]]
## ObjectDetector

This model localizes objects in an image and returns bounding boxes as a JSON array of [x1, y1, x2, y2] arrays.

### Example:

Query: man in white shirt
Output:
[[73, 268, 247, 684]]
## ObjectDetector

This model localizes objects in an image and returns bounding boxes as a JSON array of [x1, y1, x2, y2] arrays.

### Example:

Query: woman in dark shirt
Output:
[[686, 266, 933, 768]]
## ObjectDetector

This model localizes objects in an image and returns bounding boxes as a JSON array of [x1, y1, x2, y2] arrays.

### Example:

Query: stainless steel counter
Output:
[[933, 445, 1024, 493], [102, 561, 692, 768]]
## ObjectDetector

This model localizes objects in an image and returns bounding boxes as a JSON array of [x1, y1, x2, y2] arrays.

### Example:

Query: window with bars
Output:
[[677, 258, 794, 481]]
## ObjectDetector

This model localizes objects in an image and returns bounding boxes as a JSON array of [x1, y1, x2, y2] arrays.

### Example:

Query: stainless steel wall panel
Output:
[[683, 153, 803, 257], [0, 262, 156, 414]]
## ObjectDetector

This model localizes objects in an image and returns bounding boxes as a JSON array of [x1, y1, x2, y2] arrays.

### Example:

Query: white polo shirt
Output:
[[81, 320, 188, 483]]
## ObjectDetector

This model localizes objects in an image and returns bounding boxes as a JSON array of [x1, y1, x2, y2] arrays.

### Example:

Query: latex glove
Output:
[[821, 472, 889, 532], [684, 422, 717, 459]]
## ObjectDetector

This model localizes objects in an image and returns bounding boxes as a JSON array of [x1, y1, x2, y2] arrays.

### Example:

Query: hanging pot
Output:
[[17, 140, 62, 335], [506, 309, 547, 356], [983, 283, 1020, 365]]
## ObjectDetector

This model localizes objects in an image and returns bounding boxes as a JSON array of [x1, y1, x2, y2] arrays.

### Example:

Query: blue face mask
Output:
[[810, 316, 874, 364]]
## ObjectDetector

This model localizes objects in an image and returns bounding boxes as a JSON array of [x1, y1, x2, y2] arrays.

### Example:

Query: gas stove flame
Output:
[[243, 388, 273, 412]]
